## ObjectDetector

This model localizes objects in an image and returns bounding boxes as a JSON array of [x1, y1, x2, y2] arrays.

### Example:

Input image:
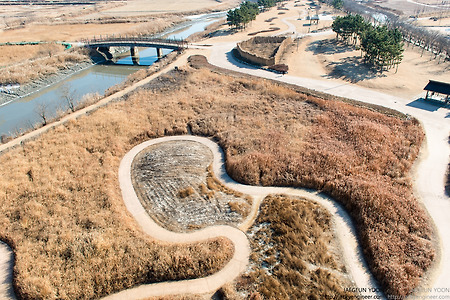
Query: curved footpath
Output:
[[208, 41, 450, 295], [0, 242, 15, 300], [105, 135, 380, 299]]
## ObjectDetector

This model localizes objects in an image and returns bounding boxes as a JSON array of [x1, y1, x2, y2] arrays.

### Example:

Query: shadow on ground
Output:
[[306, 39, 355, 55], [209, 29, 237, 38], [323, 56, 384, 83], [406, 98, 448, 112]]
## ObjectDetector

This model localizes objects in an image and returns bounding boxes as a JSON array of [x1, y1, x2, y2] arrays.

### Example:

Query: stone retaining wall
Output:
[[236, 36, 292, 66]]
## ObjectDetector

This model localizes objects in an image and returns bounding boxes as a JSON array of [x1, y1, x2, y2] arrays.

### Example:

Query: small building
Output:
[[424, 80, 450, 103], [310, 15, 320, 25]]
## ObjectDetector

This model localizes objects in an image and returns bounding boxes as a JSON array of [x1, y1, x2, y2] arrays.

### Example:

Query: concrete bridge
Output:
[[82, 36, 188, 65]]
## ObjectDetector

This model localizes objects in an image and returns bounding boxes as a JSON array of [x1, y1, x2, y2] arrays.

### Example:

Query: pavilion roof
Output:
[[424, 80, 450, 96]]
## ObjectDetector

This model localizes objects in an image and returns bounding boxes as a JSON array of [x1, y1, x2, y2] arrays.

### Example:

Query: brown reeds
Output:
[[0, 62, 433, 298], [136, 66, 431, 297], [0, 47, 89, 85], [236, 194, 355, 299]]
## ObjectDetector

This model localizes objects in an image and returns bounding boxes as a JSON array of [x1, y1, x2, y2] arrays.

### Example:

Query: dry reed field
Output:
[[233, 194, 356, 299], [0, 47, 89, 85], [0, 98, 234, 298], [0, 57, 432, 298], [124, 64, 431, 297], [0, 44, 65, 67]]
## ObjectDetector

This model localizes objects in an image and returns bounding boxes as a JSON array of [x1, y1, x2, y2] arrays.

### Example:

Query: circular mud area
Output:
[[131, 140, 251, 232]]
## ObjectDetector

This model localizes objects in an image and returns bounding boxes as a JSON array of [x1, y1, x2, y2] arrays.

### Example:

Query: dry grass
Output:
[[0, 48, 89, 85], [0, 58, 433, 298], [0, 76, 235, 298], [232, 194, 355, 299], [0, 44, 65, 67], [119, 65, 431, 297]]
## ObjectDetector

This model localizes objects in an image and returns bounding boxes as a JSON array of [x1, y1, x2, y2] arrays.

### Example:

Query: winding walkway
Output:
[[104, 135, 381, 299], [0, 242, 15, 300]]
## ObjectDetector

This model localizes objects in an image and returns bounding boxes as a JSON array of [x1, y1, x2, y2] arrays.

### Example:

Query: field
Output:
[[233, 194, 356, 299], [0, 0, 445, 298], [0, 74, 236, 298], [0, 55, 434, 297], [0, 45, 89, 85]]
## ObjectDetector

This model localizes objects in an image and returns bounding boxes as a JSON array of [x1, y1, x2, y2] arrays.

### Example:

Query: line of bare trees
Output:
[[334, 0, 450, 63]]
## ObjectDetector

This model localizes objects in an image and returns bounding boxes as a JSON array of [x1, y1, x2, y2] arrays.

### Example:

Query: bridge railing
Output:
[[81, 35, 188, 48]]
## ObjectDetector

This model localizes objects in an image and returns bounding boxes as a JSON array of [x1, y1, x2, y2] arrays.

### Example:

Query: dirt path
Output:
[[207, 41, 450, 297], [108, 135, 381, 299], [0, 242, 15, 300]]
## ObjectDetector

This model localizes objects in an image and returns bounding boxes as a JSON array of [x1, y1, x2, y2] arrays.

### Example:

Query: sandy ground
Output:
[[80, 0, 241, 18], [415, 16, 450, 26], [285, 33, 450, 98]]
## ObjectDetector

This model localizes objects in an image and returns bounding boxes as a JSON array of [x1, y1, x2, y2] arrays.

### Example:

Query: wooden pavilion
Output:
[[424, 80, 450, 104]]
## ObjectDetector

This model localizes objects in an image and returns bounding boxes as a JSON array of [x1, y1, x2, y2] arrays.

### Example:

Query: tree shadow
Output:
[[306, 39, 355, 55], [208, 28, 237, 38], [323, 56, 384, 83]]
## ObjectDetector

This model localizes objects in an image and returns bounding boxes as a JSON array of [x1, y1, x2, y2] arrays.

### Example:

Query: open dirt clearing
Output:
[[284, 33, 450, 98], [78, 0, 240, 19]]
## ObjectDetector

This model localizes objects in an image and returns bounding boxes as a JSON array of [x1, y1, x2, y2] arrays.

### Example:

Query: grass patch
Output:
[[231, 194, 355, 299]]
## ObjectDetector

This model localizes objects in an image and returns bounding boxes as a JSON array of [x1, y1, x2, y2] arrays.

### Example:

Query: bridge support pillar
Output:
[[131, 47, 139, 65], [156, 47, 163, 59], [97, 46, 113, 60]]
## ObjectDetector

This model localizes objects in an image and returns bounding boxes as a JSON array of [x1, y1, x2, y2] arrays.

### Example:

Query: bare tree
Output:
[[35, 103, 49, 126], [60, 85, 77, 112]]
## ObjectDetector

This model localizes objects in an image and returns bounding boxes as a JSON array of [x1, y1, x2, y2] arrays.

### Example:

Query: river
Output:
[[0, 13, 223, 137]]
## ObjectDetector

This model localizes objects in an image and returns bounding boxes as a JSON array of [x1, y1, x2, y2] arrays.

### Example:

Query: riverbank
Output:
[[0, 60, 93, 107]]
